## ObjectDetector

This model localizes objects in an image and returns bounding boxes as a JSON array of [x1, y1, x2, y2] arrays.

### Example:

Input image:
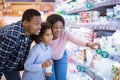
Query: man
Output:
[[0, 9, 41, 80]]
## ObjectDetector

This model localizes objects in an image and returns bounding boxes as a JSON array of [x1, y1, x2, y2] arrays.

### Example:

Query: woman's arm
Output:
[[65, 31, 100, 49], [65, 30, 87, 46]]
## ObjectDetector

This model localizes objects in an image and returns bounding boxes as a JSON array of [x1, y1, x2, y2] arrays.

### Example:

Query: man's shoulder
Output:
[[0, 21, 24, 36]]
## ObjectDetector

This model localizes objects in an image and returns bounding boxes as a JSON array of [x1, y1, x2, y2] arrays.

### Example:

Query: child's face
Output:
[[42, 29, 53, 45]]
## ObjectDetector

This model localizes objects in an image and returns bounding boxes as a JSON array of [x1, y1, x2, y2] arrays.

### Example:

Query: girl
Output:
[[46, 14, 100, 80], [22, 22, 53, 80]]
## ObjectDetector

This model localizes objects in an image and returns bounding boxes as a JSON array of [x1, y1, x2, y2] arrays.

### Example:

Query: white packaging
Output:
[[45, 65, 52, 73]]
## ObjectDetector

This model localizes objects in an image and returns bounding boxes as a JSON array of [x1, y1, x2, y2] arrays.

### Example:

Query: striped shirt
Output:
[[0, 21, 33, 72]]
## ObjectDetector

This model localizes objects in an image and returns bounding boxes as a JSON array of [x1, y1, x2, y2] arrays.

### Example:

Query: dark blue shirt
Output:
[[0, 21, 33, 72]]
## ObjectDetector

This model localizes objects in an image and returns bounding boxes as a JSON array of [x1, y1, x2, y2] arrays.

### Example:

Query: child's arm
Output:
[[24, 46, 43, 72], [24, 45, 52, 72], [42, 46, 53, 68], [43, 47, 53, 68]]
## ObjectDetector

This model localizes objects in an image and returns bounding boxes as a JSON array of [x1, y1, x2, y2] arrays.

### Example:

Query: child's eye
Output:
[[45, 34, 49, 36]]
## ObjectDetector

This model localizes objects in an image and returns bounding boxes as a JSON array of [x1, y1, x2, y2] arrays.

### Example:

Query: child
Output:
[[22, 22, 53, 80]]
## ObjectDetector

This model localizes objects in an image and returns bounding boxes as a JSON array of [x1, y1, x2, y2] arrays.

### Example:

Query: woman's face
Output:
[[52, 21, 64, 39]]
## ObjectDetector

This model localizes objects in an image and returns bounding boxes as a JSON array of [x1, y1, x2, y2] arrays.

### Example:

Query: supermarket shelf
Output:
[[116, 0, 120, 4], [94, 75, 104, 80], [66, 1, 119, 14], [93, 48, 120, 63], [55, 0, 72, 8], [86, 67, 104, 80], [72, 57, 104, 80], [95, 48, 120, 63], [108, 53, 120, 63], [56, 0, 72, 4], [71, 52, 120, 80], [67, 23, 120, 30], [94, 49, 120, 63], [60, 0, 72, 4]]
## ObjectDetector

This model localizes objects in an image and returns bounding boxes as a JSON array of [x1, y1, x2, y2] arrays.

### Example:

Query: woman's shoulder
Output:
[[62, 30, 72, 37]]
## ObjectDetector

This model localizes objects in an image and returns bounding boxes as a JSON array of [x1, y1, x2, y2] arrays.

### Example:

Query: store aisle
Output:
[[1, 63, 92, 80], [67, 61, 92, 80]]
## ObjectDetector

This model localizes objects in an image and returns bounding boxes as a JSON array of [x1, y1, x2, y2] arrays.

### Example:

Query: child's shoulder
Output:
[[48, 45, 52, 51], [31, 43, 42, 50]]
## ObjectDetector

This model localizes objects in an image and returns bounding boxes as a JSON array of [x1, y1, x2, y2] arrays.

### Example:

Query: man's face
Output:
[[25, 16, 41, 36]]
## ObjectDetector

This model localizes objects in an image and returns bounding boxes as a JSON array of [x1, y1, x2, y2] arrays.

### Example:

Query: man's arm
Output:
[[0, 35, 18, 71]]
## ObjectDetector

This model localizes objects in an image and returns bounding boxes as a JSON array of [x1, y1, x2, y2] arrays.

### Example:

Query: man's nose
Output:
[[38, 25, 41, 29]]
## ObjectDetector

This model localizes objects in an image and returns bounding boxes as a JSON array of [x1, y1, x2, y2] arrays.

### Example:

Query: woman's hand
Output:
[[42, 60, 52, 68], [86, 42, 100, 49]]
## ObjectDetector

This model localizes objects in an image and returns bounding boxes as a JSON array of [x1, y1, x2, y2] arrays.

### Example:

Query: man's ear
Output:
[[23, 20, 29, 26]]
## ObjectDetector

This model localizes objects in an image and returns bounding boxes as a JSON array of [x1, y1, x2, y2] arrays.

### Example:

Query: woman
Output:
[[46, 14, 100, 80]]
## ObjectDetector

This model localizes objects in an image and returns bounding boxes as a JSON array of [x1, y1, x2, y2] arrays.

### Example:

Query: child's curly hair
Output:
[[33, 22, 52, 43]]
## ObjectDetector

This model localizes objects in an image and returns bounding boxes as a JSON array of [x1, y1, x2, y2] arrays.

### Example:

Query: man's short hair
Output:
[[22, 9, 41, 22]]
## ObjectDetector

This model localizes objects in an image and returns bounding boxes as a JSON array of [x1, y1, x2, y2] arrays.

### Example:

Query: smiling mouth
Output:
[[55, 32, 60, 34], [37, 30, 40, 32]]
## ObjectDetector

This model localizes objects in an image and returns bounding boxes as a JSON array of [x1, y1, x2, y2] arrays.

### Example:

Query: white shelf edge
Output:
[[66, 23, 120, 30], [72, 57, 104, 80], [108, 53, 120, 63], [61, 1, 117, 14]]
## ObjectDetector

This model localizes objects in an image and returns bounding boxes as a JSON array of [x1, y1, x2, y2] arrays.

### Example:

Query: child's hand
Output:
[[45, 72, 52, 76], [42, 60, 52, 68]]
